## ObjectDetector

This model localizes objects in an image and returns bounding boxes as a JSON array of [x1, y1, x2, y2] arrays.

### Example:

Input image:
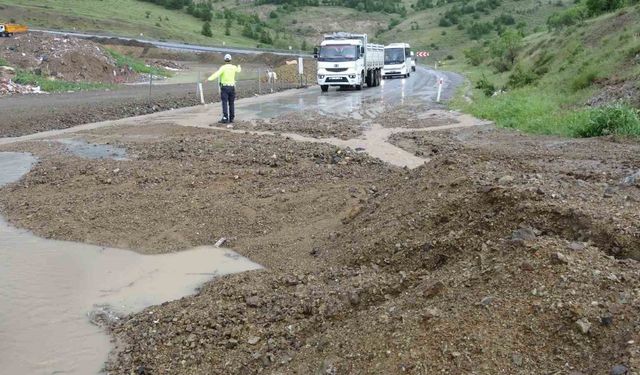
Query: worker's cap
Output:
[[224, 54, 232, 61]]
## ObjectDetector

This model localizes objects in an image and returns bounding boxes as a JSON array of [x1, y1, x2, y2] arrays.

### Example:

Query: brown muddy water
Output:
[[0, 152, 262, 374]]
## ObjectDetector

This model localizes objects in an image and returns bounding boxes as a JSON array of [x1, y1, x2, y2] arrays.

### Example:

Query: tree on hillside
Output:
[[202, 21, 213, 37], [490, 28, 523, 71]]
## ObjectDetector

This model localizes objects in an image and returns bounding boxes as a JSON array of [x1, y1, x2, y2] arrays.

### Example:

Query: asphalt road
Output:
[[0, 66, 461, 139], [238, 66, 464, 120]]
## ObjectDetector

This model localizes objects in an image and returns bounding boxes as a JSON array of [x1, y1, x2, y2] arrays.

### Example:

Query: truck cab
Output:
[[315, 32, 384, 92], [0, 23, 28, 37], [383, 43, 413, 79]]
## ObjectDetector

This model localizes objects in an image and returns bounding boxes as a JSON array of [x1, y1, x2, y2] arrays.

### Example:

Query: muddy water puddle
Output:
[[56, 138, 129, 160], [0, 152, 262, 374]]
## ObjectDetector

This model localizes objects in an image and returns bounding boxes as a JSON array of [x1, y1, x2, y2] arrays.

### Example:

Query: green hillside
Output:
[[0, 0, 299, 49], [451, 3, 640, 137]]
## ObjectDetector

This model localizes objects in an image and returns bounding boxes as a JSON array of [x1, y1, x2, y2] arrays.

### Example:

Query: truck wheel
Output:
[[321, 85, 328, 92]]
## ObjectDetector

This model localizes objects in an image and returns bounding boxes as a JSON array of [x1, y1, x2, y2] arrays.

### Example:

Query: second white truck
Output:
[[382, 43, 414, 79], [314, 32, 384, 92]]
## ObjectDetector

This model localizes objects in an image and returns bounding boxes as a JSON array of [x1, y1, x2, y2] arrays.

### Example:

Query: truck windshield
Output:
[[319, 45, 358, 61], [384, 48, 405, 64]]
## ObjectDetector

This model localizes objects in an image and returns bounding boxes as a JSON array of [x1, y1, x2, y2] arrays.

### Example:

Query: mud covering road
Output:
[[1, 67, 640, 374]]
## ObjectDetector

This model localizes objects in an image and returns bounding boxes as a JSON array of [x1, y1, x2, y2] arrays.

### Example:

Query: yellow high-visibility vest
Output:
[[208, 63, 242, 86]]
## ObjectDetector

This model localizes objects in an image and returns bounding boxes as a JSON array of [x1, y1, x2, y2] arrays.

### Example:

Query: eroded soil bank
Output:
[[1, 110, 639, 374]]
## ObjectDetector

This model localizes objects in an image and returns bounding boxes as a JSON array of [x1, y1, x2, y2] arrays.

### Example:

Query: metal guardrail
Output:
[[31, 29, 313, 57]]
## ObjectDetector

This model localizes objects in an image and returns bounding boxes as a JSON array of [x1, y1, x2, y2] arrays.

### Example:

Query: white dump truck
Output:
[[383, 43, 414, 79], [314, 32, 384, 92]]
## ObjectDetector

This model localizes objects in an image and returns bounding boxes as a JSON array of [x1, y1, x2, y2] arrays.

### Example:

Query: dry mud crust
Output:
[[0, 80, 284, 138], [219, 112, 365, 140], [3, 118, 640, 374]]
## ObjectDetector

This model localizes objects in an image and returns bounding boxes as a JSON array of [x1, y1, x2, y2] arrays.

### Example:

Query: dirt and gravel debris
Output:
[[376, 103, 461, 129], [588, 78, 640, 108], [0, 123, 397, 263], [1, 110, 640, 374], [217, 112, 365, 140]]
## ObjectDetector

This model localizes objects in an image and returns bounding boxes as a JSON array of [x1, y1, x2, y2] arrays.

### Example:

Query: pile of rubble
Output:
[[0, 67, 42, 96], [0, 77, 43, 96], [0, 33, 138, 83]]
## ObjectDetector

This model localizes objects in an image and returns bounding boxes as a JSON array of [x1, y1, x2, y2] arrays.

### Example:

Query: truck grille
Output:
[[326, 68, 348, 72]]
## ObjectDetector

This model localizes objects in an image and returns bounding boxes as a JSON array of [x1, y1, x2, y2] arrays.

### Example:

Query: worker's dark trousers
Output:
[[221, 85, 236, 121]]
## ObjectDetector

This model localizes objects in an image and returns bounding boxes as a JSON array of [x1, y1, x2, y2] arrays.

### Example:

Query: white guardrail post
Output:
[[436, 77, 443, 103]]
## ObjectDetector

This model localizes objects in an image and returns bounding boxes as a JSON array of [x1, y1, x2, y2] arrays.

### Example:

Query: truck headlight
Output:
[[318, 75, 324, 79], [349, 75, 356, 78]]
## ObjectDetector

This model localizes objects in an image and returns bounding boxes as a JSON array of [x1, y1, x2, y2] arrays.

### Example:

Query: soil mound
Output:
[[0, 33, 136, 83]]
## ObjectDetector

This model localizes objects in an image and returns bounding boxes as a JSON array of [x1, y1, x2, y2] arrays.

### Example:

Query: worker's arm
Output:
[[207, 68, 222, 81]]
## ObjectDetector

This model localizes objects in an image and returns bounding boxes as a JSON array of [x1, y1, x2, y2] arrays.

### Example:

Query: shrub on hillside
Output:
[[507, 65, 539, 88], [547, 6, 587, 29], [494, 13, 516, 25], [476, 75, 497, 96], [585, 0, 625, 15], [439, 17, 452, 27], [464, 48, 486, 66], [415, 0, 434, 10], [467, 21, 493, 39], [574, 104, 640, 137], [571, 69, 598, 91]]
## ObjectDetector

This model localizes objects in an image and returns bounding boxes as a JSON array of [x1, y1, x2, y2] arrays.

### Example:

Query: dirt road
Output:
[[1, 67, 639, 374]]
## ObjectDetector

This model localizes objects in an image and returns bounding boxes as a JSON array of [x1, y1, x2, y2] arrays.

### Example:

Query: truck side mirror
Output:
[[360, 46, 365, 54], [410, 51, 414, 57], [313, 47, 318, 59]]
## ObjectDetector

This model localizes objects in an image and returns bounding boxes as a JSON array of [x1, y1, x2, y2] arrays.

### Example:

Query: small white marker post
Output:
[[436, 77, 443, 102], [198, 82, 205, 105]]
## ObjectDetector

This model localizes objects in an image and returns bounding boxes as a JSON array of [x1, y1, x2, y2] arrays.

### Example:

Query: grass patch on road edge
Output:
[[14, 71, 114, 93], [454, 86, 640, 138]]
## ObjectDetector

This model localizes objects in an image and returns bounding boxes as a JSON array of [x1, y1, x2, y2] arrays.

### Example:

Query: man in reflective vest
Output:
[[207, 54, 242, 123]]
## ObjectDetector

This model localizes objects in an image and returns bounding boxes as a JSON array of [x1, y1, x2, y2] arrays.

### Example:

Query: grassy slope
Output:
[[450, 5, 640, 137], [0, 0, 260, 47]]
